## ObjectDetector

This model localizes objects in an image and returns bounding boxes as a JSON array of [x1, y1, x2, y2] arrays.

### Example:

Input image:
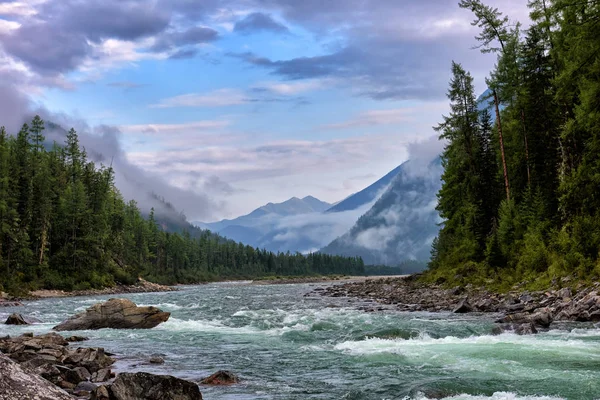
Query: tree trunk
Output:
[[39, 222, 47, 265], [494, 90, 511, 200]]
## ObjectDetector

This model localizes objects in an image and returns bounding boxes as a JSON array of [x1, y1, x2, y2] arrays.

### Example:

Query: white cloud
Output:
[[150, 88, 248, 108], [253, 78, 330, 95], [120, 120, 231, 134], [0, 1, 42, 17]]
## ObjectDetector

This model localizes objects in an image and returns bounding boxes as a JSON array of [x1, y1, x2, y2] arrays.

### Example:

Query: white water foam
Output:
[[409, 392, 565, 400], [334, 332, 600, 356]]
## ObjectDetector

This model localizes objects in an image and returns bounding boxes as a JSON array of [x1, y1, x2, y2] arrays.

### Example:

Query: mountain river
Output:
[[1, 282, 599, 399]]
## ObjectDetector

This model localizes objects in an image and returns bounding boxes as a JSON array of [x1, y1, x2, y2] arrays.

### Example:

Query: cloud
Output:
[[150, 88, 248, 108], [53, 0, 171, 43], [126, 133, 410, 188], [1, 23, 90, 74], [169, 48, 198, 60], [0, 1, 39, 17], [251, 78, 328, 95], [323, 108, 416, 130], [151, 26, 219, 52], [107, 81, 148, 89], [121, 120, 230, 134], [234, 12, 289, 35]]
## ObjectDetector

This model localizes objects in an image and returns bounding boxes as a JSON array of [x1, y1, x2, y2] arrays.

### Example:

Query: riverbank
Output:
[[318, 275, 600, 331], [0, 278, 176, 305]]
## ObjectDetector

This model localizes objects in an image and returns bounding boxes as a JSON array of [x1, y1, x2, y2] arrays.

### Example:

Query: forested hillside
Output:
[[321, 159, 442, 267], [0, 118, 364, 294], [427, 0, 600, 289]]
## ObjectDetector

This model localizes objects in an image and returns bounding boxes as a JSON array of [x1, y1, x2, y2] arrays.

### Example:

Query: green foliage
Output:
[[427, 0, 600, 289], [0, 119, 365, 294]]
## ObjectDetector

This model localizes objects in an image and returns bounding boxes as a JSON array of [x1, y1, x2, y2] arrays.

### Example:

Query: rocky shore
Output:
[[28, 278, 176, 299], [317, 275, 600, 333], [0, 298, 237, 399]]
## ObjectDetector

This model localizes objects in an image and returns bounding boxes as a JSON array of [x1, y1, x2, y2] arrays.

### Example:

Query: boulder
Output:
[[5, 313, 41, 325], [59, 365, 91, 384], [74, 381, 98, 396], [91, 368, 112, 383], [200, 370, 239, 385], [63, 347, 115, 373], [91, 385, 111, 400], [149, 356, 164, 364], [65, 335, 89, 342], [53, 298, 170, 331], [452, 298, 473, 313], [0, 353, 72, 400], [109, 372, 202, 400]]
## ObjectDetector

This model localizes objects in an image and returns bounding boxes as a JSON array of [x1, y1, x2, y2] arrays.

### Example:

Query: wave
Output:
[[334, 331, 600, 355], [410, 392, 565, 400]]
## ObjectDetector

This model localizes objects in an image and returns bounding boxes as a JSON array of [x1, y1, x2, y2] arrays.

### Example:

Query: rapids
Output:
[[1, 282, 599, 399]]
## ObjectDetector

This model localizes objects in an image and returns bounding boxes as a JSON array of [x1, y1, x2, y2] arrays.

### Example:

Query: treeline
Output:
[[0, 119, 364, 293], [428, 0, 600, 289]]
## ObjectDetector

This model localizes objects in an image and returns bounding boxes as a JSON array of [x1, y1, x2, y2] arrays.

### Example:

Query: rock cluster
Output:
[[53, 298, 170, 331], [319, 276, 600, 333], [0, 332, 115, 397], [92, 372, 203, 400], [0, 332, 207, 400]]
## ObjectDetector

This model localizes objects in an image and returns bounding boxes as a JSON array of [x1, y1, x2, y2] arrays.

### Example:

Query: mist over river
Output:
[[1, 282, 600, 399]]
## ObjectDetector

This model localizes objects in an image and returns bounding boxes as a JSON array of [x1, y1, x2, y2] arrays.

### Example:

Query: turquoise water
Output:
[[1, 282, 600, 399]]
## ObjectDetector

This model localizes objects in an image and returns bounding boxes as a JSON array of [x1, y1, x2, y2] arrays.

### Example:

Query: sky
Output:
[[0, 0, 530, 222]]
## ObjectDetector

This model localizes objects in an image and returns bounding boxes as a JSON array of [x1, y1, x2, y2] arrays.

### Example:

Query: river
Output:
[[1, 282, 600, 399]]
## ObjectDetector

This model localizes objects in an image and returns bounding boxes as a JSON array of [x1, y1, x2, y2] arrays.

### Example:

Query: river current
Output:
[[1, 282, 600, 399]]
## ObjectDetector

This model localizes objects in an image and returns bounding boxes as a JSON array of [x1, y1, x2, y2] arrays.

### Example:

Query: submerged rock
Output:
[[0, 353, 72, 400], [492, 323, 538, 335], [201, 370, 239, 385], [53, 298, 170, 331], [109, 372, 202, 400]]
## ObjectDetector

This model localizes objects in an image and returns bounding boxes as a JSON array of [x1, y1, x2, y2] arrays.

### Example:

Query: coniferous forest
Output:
[[427, 0, 600, 289], [0, 119, 364, 293]]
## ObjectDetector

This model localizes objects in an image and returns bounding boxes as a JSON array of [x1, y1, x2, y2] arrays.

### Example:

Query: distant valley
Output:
[[193, 158, 442, 269]]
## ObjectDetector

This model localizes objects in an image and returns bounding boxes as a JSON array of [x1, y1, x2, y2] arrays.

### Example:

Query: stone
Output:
[[63, 366, 92, 384], [200, 370, 239, 385], [452, 298, 473, 313], [64, 347, 115, 373], [492, 323, 538, 335], [91, 368, 112, 383], [53, 298, 170, 331], [109, 372, 202, 400], [91, 385, 111, 400], [530, 308, 553, 327], [4, 313, 41, 325], [149, 356, 164, 364], [74, 380, 98, 395], [0, 353, 72, 400], [65, 335, 89, 342]]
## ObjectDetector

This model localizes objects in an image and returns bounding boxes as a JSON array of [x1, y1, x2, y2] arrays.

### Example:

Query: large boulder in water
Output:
[[5, 313, 41, 325], [108, 372, 202, 400], [0, 352, 72, 400], [53, 298, 170, 331]]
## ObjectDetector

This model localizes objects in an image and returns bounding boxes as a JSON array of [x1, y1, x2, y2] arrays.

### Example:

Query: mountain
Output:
[[320, 158, 442, 267], [195, 196, 331, 231], [192, 196, 333, 252], [326, 164, 404, 213]]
